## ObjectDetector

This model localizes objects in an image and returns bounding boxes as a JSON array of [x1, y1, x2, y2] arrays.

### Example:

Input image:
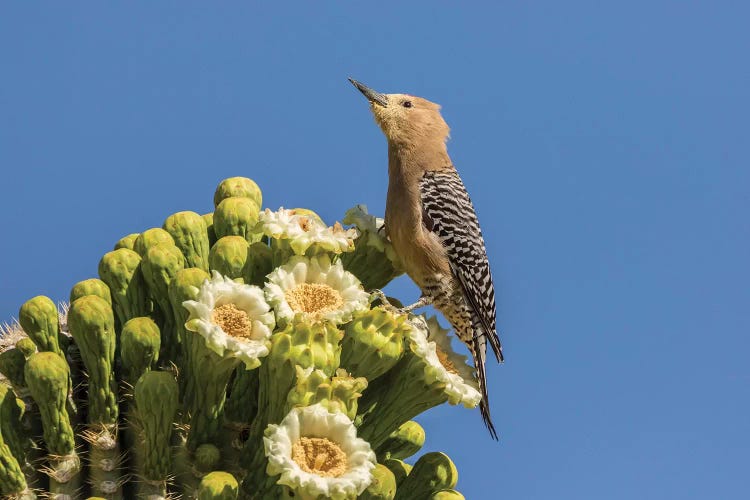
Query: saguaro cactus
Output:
[[2, 176, 477, 500]]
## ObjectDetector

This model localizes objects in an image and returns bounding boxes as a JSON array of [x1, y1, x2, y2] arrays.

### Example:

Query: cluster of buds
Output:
[[0, 177, 479, 499]]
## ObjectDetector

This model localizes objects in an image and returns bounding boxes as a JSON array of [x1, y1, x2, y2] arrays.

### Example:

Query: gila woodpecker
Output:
[[349, 78, 504, 438]]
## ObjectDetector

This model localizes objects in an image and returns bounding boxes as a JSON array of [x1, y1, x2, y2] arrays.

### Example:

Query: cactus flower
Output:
[[265, 255, 369, 328], [407, 316, 481, 408], [258, 208, 358, 257], [264, 404, 376, 500], [357, 315, 480, 450], [183, 271, 275, 370]]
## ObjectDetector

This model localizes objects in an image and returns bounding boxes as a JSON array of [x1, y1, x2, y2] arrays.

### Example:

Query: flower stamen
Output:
[[211, 303, 253, 338], [285, 284, 344, 316], [291, 437, 347, 478]]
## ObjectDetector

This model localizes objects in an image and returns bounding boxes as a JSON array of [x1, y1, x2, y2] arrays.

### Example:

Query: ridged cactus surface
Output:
[[0, 177, 482, 500]]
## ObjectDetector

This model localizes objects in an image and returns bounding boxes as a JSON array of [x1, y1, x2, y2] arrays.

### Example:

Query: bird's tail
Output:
[[469, 332, 498, 440]]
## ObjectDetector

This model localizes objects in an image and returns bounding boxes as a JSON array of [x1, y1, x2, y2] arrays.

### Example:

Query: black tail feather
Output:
[[472, 335, 499, 440]]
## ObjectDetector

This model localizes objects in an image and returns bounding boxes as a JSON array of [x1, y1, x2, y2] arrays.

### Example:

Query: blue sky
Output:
[[1, 3, 748, 498]]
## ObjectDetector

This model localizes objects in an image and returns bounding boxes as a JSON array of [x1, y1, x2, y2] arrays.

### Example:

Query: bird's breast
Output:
[[385, 183, 450, 288]]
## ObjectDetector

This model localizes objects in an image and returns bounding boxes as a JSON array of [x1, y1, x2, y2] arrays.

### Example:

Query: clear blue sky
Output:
[[1, 3, 748, 499]]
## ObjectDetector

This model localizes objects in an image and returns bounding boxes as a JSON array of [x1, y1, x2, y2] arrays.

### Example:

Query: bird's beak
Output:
[[348, 78, 388, 107]]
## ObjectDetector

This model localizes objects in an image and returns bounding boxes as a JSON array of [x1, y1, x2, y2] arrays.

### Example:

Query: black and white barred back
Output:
[[419, 169, 503, 438]]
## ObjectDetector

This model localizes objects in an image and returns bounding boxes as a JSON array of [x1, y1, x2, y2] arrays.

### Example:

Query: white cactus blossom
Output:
[[265, 255, 369, 327], [183, 271, 275, 369], [407, 315, 482, 408], [264, 404, 376, 500], [258, 207, 358, 255]]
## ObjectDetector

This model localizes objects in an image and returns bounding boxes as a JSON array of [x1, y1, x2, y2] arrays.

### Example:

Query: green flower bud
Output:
[[0, 427, 26, 496], [286, 367, 367, 420], [120, 317, 160, 386], [341, 307, 408, 382], [214, 197, 261, 242], [194, 443, 221, 474], [68, 295, 118, 426], [214, 176, 262, 209], [203, 213, 218, 247], [394, 452, 458, 500], [0, 348, 27, 389], [15, 338, 36, 359], [197, 470, 239, 500], [359, 463, 397, 500], [18, 296, 63, 356], [98, 248, 148, 325], [383, 459, 412, 488], [114, 233, 140, 251], [141, 242, 186, 310], [260, 319, 343, 425], [24, 352, 82, 494], [209, 236, 250, 281], [133, 227, 175, 257], [163, 211, 211, 271], [0, 382, 30, 467], [70, 278, 112, 306], [141, 243, 185, 359], [134, 371, 178, 482], [430, 490, 465, 500], [377, 420, 425, 461], [24, 352, 74, 455]]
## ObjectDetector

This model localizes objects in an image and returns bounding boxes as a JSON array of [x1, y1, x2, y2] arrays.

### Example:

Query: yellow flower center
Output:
[[211, 303, 253, 338], [285, 283, 343, 317], [291, 437, 348, 478], [435, 347, 459, 375]]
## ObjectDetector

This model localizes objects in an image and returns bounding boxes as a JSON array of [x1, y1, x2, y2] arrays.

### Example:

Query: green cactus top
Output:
[[163, 210, 210, 271], [133, 227, 175, 256], [70, 278, 113, 306], [68, 295, 118, 426], [213, 176, 262, 208], [213, 196, 261, 242], [18, 295, 63, 356], [24, 352, 75, 456], [120, 317, 160, 385]]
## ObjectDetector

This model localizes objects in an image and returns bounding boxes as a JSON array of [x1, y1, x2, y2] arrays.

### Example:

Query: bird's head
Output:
[[349, 78, 450, 147]]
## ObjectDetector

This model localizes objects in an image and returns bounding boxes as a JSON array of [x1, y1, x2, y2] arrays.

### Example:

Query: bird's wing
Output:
[[419, 170, 503, 361]]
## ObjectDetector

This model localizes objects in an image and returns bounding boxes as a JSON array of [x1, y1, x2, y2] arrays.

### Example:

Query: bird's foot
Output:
[[401, 295, 432, 313], [369, 289, 399, 312]]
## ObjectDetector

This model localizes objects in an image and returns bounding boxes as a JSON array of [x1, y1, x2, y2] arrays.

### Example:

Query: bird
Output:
[[349, 78, 503, 438]]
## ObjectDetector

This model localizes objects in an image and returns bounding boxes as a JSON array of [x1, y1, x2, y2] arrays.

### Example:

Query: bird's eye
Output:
[[402, 101, 412, 108]]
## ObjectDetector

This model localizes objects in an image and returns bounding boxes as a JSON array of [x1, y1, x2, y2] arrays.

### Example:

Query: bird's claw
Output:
[[369, 289, 400, 313]]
